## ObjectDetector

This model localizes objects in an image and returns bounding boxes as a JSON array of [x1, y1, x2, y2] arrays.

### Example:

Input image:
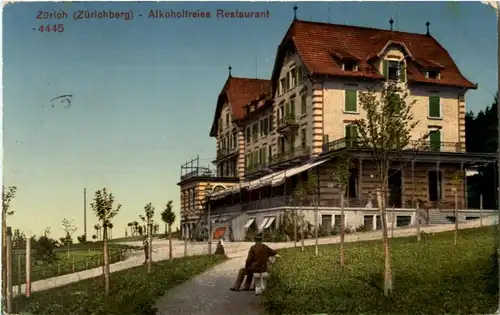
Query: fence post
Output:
[[480, 194, 483, 227], [26, 236, 31, 297], [17, 254, 21, 295], [6, 227, 12, 313]]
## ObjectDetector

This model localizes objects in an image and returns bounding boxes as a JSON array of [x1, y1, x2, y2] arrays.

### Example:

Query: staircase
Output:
[[427, 209, 467, 225]]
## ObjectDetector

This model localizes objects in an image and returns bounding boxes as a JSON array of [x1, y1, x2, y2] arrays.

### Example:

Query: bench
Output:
[[253, 256, 276, 295]]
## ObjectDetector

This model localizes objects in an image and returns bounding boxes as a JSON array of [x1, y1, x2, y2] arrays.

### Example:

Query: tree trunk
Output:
[[103, 226, 110, 296], [2, 209, 7, 301], [377, 189, 393, 297], [67, 243, 70, 259], [454, 189, 458, 246], [184, 221, 188, 257], [147, 223, 152, 274], [165, 223, 168, 237], [293, 209, 297, 248], [391, 206, 395, 238], [300, 208, 305, 251], [168, 224, 173, 261], [340, 192, 345, 268]]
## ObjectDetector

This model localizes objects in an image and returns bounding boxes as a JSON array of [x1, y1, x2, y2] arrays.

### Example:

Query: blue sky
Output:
[[3, 1, 497, 239]]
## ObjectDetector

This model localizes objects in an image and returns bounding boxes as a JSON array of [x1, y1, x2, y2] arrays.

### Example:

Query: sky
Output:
[[3, 1, 497, 240]]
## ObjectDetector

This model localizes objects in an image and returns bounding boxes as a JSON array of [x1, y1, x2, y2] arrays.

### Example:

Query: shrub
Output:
[[264, 226, 498, 315]]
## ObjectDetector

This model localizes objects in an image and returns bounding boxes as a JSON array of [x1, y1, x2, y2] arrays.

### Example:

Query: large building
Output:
[[177, 17, 496, 241]]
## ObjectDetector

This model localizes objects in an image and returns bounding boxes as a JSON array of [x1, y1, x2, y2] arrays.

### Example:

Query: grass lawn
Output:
[[13, 254, 227, 315], [12, 243, 138, 285], [264, 226, 498, 315]]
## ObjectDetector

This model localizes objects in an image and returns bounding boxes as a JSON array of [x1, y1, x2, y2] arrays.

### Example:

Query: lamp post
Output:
[[205, 183, 213, 255]]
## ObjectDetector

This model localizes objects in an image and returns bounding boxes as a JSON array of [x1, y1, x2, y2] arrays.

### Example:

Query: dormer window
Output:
[[383, 60, 406, 82], [343, 61, 358, 72], [426, 70, 440, 79]]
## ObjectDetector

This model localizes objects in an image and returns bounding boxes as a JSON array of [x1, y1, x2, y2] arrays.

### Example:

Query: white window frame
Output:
[[343, 123, 358, 137], [342, 61, 358, 72], [385, 58, 402, 81], [279, 77, 286, 96], [426, 70, 441, 79]]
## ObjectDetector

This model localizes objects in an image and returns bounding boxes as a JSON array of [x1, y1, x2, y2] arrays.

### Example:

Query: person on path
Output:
[[143, 237, 149, 264], [230, 233, 279, 291]]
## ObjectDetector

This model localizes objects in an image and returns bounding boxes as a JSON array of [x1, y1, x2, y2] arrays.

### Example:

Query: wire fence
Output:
[[11, 249, 124, 287]]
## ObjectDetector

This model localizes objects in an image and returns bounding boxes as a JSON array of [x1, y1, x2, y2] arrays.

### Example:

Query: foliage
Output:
[[161, 201, 176, 232], [76, 234, 87, 243], [32, 235, 58, 264], [3, 185, 18, 216], [59, 232, 73, 246], [264, 226, 498, 315], [12, 229, 27, 250], [13, 255, 227, 315]]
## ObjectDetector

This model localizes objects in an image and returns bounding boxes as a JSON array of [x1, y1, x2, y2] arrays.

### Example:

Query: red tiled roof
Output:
[[271, 20, 476, 89], [209, 76, 271, 137]]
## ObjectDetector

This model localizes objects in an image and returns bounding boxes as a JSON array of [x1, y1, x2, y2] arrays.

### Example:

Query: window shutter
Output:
[[429, 130, 441, 151], [301, 93, 307, 114], [382, 60, 388, 78], [286, 73, 290, 90], [399, 63, 406, 82], [429, 96, 441, 118], [345, 90, 357, 112]]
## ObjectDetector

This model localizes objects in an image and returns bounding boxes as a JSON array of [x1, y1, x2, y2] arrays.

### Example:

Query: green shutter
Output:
[[345, 90, 357, 112], [382, 60, 388, 78], [429, 96, 441, 118], [248, 153, 253, 167], [399, 63, 406, 82], [254, 151, 259, 164], [429, 130, 441, 151], [291, 99, 295, 115]]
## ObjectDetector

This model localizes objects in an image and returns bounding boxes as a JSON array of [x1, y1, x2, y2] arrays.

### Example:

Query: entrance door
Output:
[[388, 169, 402, 208]]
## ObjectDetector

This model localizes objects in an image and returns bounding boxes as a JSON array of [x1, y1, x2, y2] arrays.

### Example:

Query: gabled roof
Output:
[[271, 19, 476, 93], [209, 76, 271, 137]]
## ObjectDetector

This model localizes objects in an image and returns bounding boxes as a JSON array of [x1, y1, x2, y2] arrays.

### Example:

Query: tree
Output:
[[161, 200, 176, 260], [94, 224, 101, 241], [91, 188, 121, 296], [127, 222, 134, 236], [142, 202, 155, 273], [353, 80, 418, 297], [133, 221, 139, 236], [2, 185, 17, 296], [332, 153, 351, 268], [77, 234, 87, 243], [12, 229, 27, 250], [291, 181, 307, 251], [33, 234, 58, 263], [61, 218, 77, 258]]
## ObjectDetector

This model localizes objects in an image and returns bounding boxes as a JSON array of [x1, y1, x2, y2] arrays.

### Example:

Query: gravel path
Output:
[[155, 216, 498, 315]]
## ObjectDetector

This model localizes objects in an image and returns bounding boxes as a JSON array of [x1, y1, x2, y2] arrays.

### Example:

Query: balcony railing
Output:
[[277, 114, 299, 131], [322, 137, 465, 154], [245, 161, 269, 175], [180, 167, 216, 182], [216, 146, 238, 159], [270, 145, 310, 165]]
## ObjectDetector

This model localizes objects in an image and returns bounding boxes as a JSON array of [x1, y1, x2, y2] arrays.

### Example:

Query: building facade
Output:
[[178, 18, 497, 241]]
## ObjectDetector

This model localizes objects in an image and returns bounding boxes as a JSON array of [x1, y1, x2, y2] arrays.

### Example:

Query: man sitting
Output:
[[230, 233, 279, 291]]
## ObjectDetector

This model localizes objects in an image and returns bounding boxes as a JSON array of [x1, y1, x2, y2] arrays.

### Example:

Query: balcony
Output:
[[245, 161, 269, 177], [322, 137, 465, 154], [269, 145, 310, 169], [216, 146, 238, 160], [180, 166, 216, 182], [277, 114, 299, 134]]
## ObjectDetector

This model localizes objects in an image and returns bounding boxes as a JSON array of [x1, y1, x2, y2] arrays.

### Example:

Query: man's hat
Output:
[[254, 233, 263, 241]]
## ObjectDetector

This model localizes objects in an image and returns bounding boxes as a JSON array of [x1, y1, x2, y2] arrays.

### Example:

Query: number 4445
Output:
[[38, 24, 64, 32]]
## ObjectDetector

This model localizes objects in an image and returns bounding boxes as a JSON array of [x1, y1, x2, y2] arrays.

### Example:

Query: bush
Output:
[[264, 226, 498, 315], [13, 254, 227, 315]]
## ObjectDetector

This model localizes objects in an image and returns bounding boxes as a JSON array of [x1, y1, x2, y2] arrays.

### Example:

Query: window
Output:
[[428, 96, 441, 118], [278, 104, 284, 122], [290, 98, 296, 116], [252, 123, 259, 143], [297, 65, 303, 83], [383, 60, 403, 81], [429, 129, 441, 151], [253, 150, 259, 165], [323, 134, 329, 145], [279, 78, 286, 95], [232, 131, 237, 149], [245, 153, 250, 168], [225, 113, 230, 128], [262, 117, 269, 136], [290, 67, 297, 89], [343, 61, 358, 71], [218, 118, 223, 134], [259, 148, 264, 165], [300, 92, 307, 114], [300, 128, 307, 149], [191, 188, 195, 210], [347, 170, 358, 198], [428, 170, 443, 202], [344, 90, 358, 112], [268, 145, 272, 162], [344, 124, 357, 139], [245, 127, 251, 143], [286, 72, 290, 91], [278, 137, 286, 154], [427, 70, 440, 79], [269, 114, 274, 131]]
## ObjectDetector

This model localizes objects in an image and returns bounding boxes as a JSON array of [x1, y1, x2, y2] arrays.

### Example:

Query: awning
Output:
[[210, 181, 250, 200], [258, 218, 270, 230], [244, 218, 255, 228], [264, 217, 276, 229], [272, 158, 329, 187], [248, 170, 285, 191]]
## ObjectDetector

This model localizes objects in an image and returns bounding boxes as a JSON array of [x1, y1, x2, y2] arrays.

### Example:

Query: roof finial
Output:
[[293, 5, 298, 20], [426, 21, 430, 35], [228, 65, 232, 77], [389, 17, 394, 31]]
